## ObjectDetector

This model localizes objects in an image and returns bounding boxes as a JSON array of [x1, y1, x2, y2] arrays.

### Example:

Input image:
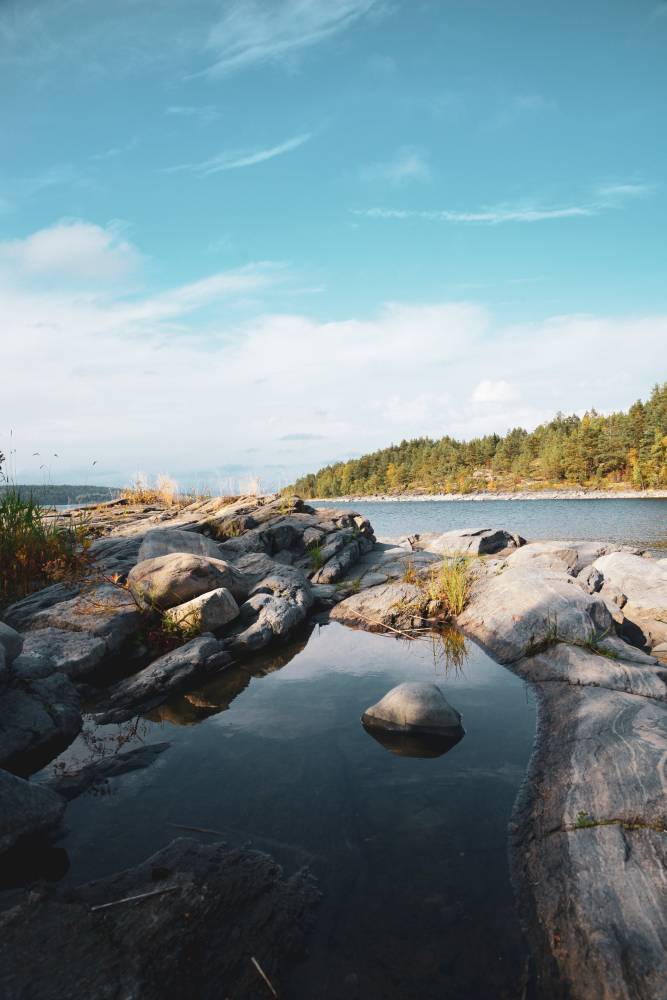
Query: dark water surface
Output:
[[47, 623, 536, 999], [318, 497, 667, 549]]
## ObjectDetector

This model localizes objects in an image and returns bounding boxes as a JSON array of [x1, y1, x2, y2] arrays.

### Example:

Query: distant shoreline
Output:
[[311, 489, 667, 503]]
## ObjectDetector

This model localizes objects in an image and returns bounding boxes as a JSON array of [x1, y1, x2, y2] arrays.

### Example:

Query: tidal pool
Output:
[[46, 622, 537, 999]]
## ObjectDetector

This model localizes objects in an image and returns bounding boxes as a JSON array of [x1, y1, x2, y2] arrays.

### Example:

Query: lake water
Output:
[[44, 622, 537, 999], [318, 497, 667, 549]]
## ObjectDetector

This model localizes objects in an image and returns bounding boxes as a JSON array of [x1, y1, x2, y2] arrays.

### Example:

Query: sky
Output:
[[1, 0, 666, 491]]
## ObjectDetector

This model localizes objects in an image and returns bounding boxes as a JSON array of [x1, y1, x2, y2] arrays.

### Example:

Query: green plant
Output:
[[162, 607, 202, 641], [307, 540, 324, 570], [423, 557, 472, 617], [0, 489, 93, 605], [573, 810, 596, 829]]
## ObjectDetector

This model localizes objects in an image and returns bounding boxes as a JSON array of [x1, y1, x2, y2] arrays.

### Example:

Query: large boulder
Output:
[[128, 553, 247, 610], [137, 528, 224, 563], [0, 769, 66, 854], [362, 682, 463, 734], [593, 552, 667, 648], [331, 581, 428, 632], [164, 588, 239, 634], [0, 673, 82, 775], [95, 635, 232, 724], [229, 570, 314, 656], [0, 837, 319, 1000]]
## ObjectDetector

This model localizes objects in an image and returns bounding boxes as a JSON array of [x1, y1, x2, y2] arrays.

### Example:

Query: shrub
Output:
[[423, 557, 471, 617]]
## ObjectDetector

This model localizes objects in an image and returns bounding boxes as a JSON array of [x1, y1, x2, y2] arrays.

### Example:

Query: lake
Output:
[[41, 622, 537, 1000], [317, 497, 667, 549]]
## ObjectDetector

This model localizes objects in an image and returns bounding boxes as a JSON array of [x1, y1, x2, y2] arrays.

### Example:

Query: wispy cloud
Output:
[[199, 0, 380, 77], [90, 138, 139, 161], [166, 105, 221, 125], [352, 204, 593, 225], [165, 132, 311, 176], [353, 182, 655, 226], [0, 219, 143, 283], [360, 146, 431, 185]]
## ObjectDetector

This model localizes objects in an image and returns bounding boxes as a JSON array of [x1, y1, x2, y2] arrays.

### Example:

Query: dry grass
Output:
[[422, 557, 472, 617], [122, 474, 180, 506]]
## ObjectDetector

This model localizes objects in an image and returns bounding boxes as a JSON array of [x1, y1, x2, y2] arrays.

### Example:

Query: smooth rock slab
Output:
[[20, 628, 107, 680], [137, 528, 224, 563], [128, 553, 247, 610], [27, 585, 141, 653], [414, 527, 524, 557], [362, 682, 463, 735], [515, 642, 667, 702], [164, 588, 239, 634], [593, 551, 667, 648], [0, 769, 65, 854]]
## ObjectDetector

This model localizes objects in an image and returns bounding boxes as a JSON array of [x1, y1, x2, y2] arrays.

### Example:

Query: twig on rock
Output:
[[168, 822, 227, 837], [90, 886, 179, 912], [251, 956, 279, 999]]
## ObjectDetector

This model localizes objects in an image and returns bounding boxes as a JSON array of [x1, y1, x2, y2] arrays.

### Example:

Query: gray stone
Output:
[[415, 527, 524, 557], [0, 768, 65, 854], [0, 837, 319, 1000], [229, 573, 313, 655], [95, 635, 232, 724], [0, 622, 24, 665], [362, 682, 463, 734], [128, 553, 248, 610], [20, 627, 107, 680], [28, 585, 141, 653], [164, 588, 239, 634], [137, 528, 224, 563], [331, 580, 427, 632], [593, 551, 667, 648], [2, 583, 79, 632], [311, 541, 361, 584], [457, 566, 613, 663], [514, 643, 666, 701], [505, 540, 633, 577], [0, 673, 81, 775]]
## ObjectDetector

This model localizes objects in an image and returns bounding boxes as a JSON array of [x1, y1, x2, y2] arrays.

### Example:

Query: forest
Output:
[[290, 383, 667, 497]]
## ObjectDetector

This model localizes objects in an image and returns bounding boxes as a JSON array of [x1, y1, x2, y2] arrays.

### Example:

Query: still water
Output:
[[318, 497, 667, 549], [49, 622, 536, 999]]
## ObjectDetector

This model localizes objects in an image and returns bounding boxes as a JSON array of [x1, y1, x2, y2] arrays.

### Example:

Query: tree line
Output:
[[289, 383, 667, 497]]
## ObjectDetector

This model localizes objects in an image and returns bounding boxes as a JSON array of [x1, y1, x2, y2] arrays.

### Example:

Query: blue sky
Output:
[[1, 0, 666, 490]]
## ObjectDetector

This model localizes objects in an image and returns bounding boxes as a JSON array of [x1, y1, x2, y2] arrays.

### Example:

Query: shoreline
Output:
[[310, 489, 667, 503]]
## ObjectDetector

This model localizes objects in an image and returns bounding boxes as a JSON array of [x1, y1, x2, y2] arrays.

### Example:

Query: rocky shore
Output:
[[311, 488, 667, 502], [0, 494, 665, 998]]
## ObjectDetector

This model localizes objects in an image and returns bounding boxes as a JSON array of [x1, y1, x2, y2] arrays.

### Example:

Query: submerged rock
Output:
[[0, 769, 65, 854], [43, 742, 171, 801], [0, 837, 319, 1000], [0, 673, 82, 776], [362, 682, 463, 736]]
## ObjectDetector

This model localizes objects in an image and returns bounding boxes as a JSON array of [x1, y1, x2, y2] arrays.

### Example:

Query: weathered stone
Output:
[[506, 540, 635, 577], [27, 585, 141, 653], [593, 552, 667, 648], [0, 622, 23, 665], [128, 553, 248, 610], [415, 527, 524, 557], [457, 567, 613, 663], [514, 643, 666, 701], [229, 573, 313, 655], [95, 635, 232, 724], [2, 584, 79, 632], [20, 627, 107, 680], [0, 673, 81, 776], [331, 580, 427, 632], [0, 837, 319, 1000], [164, 588, 239, 634], [137, 528, 224, 563], [0, 769, 65, 854], [362, 682, 463, 735]]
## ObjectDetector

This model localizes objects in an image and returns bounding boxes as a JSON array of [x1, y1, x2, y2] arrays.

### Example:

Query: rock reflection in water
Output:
[[362, 721, 465, 758], [147, 628, 314, 726]]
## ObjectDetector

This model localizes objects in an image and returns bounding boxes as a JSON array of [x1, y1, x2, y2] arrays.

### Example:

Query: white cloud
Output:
[[471, 379, 518, 404], [595, 182, 654, 201], [165, 133, 311, 176], [361, 146, 431, 184], [0, 220, 143, 283], [201, 0, 380, 77], [2, 228, 665, 489], [353, 204, 594, 225]]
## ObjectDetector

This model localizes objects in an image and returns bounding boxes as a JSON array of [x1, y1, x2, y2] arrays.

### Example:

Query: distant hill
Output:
[[289, 383, 667, 497], [0, 484, 121, 506]]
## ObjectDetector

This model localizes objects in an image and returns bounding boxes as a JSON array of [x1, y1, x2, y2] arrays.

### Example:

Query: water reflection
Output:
[[362, 720, 465, 758]]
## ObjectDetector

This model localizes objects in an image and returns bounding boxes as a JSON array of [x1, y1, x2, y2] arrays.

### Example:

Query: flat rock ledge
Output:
[[0, 837, 319, 1000]]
